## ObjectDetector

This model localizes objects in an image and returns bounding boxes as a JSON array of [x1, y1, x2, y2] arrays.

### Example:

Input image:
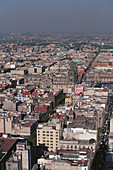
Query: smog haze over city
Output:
[[0, 0, 113, 34]]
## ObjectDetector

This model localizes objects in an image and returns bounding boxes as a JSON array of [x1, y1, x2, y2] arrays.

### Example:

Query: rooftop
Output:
[[0, 138, 17, 160]]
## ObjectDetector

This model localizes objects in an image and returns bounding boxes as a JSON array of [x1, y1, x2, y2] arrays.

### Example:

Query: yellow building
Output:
[[65, 97, 72, 105], [37, 124, 60, 152]]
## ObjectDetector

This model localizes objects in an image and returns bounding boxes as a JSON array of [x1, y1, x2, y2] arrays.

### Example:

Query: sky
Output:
[[0, 0, 113, 34]]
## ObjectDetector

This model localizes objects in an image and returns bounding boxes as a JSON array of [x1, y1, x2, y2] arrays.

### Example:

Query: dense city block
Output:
[[0, 33, 113, 169]]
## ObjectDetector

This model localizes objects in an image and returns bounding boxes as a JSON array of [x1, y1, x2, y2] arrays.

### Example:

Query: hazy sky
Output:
[[0, 0, 113, 34]]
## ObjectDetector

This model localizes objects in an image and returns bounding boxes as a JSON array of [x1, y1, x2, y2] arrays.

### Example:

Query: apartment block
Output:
[[6, 154, 22, 170], [0, 117, 12, 134], [37, 123, 61, 152]]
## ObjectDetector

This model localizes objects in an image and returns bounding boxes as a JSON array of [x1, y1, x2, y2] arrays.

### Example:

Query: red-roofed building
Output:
[[0, 138, 17, 169]]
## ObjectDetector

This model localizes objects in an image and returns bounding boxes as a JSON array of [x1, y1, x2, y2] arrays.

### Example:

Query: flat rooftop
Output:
[[0, 137, 17, 153]]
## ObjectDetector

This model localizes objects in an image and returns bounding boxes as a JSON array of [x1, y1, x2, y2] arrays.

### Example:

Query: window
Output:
[[8, 165, 11, 170], [34, 68, 37, 73]]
